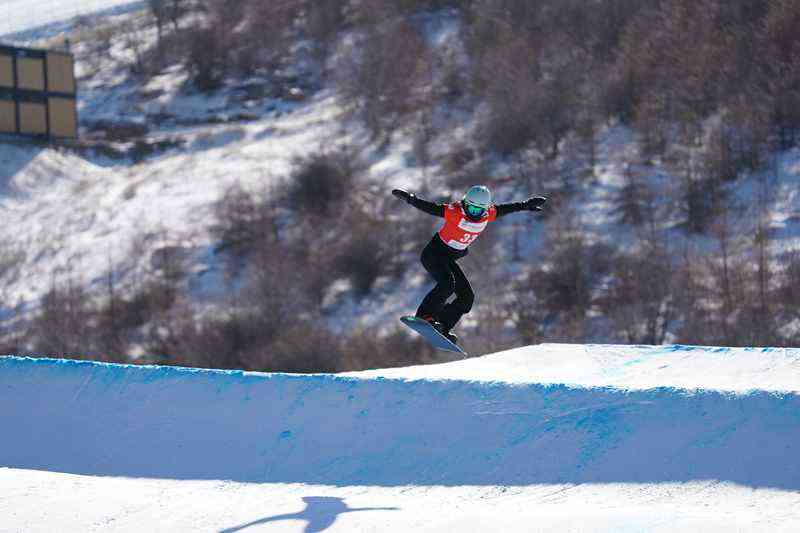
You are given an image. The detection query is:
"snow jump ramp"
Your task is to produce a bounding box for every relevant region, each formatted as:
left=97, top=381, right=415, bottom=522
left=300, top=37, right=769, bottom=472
left=1, top=344, right=799, bottom=490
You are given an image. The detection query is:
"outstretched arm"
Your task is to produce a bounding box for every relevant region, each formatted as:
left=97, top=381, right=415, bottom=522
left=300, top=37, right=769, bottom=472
left=392, top=189, right=446, bottom=218
left=495, top=196, right=547, bottom=218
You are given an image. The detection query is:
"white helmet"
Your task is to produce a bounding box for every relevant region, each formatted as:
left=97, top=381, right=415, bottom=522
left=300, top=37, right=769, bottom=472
left=462, top=185, right=491, bottom=219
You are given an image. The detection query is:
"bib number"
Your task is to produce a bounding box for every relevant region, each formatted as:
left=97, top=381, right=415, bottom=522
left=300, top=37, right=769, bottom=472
left=459, top=233, right=479, bottom=246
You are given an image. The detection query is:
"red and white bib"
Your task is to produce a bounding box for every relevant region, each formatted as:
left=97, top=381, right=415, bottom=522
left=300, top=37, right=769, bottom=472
left=438, top=202, right=497, bottom=250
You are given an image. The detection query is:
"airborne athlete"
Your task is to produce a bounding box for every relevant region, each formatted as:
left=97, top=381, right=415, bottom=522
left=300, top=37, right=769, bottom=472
left=392, top=185, right=547, bottom=347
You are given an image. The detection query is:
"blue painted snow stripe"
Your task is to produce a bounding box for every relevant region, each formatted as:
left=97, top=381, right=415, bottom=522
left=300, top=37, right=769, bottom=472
left=1, top=354, right=798, bottom=489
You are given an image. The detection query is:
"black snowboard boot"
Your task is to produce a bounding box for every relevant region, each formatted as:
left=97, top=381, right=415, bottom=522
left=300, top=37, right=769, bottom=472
left=419, top=315, right=459, bottom=345
left=433, top=321, right=459, bottom=345
left=442, top=330, right=459, bottom=345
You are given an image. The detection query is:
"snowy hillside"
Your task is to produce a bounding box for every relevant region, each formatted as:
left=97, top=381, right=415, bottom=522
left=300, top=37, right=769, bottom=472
left=3, top=85, right=800, bottom=349
left=2, top=345, right=799, bottom=531
left=1, top=2, right=800, bottom=360
left=0, top=0, right=142, bottom=40
left=0, top=90, right=353, bottom=303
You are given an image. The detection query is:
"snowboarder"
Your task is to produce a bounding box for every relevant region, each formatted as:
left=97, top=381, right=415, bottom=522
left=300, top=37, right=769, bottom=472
left=392, top=185, right=547, bottom=345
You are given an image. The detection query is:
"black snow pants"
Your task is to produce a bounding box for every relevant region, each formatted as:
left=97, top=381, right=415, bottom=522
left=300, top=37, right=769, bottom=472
left=415, top=236, right=475, bottom=332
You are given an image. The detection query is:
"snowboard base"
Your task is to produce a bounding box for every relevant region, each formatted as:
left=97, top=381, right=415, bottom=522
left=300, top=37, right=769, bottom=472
left=400, top=316, right=467, bottom=357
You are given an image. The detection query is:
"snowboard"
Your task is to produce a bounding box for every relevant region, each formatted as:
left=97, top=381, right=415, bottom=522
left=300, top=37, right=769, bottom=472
left=400, top=316, right=467, bottom=356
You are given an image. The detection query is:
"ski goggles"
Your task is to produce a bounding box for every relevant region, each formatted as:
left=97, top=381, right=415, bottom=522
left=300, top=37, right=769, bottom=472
left=464, top=201, right=487, bottom=219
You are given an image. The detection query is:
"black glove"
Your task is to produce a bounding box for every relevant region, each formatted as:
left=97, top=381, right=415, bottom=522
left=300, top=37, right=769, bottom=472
left=524, top=196, right=547, bottom=211
left=392, top=188, right=414, bottom=203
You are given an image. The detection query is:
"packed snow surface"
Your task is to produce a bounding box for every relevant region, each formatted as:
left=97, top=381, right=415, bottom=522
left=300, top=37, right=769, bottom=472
left=350, top=343, right=800, bottom=392
left=1, top=343, right=799, bottom=531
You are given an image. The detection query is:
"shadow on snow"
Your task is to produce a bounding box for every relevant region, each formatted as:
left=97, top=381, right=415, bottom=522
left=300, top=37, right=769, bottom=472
left=219, top=497, right=398, bottom=533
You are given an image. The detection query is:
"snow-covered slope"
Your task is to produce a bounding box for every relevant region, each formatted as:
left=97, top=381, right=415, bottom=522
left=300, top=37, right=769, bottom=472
left=351, top=343, right=800, bottom=392
left=0, top=0, right=142, bottom=40
left=1, top=345, right=799, bottom=531
left=2, top=0, right=800, bottom=349
left=0, top=91, right=353, bottom=304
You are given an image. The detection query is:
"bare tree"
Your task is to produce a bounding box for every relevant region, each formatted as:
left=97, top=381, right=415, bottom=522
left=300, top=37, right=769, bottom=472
left=672, top=242, right=711, bottom=344
left=305, top=0, right=347, bottom=59
left=30, top=269, right=95, bottom=358
left=707, top=204, right=748, bottom=344
left=148, top=0, right=168, bottom=55
left=119, top=17, right=150, bottom=75
left=168, top=0, right=189, bottom=30
left=756, top=0, right=800, bottom=150
left=601, top=246, right=674, bottom=345
left=336, top=17, right=431, bottom=139
left=512, top=211, right=615, bottom=343
left=616, top=163, right=655, bottom=226
left=94, top=250, right=128, bottom=358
